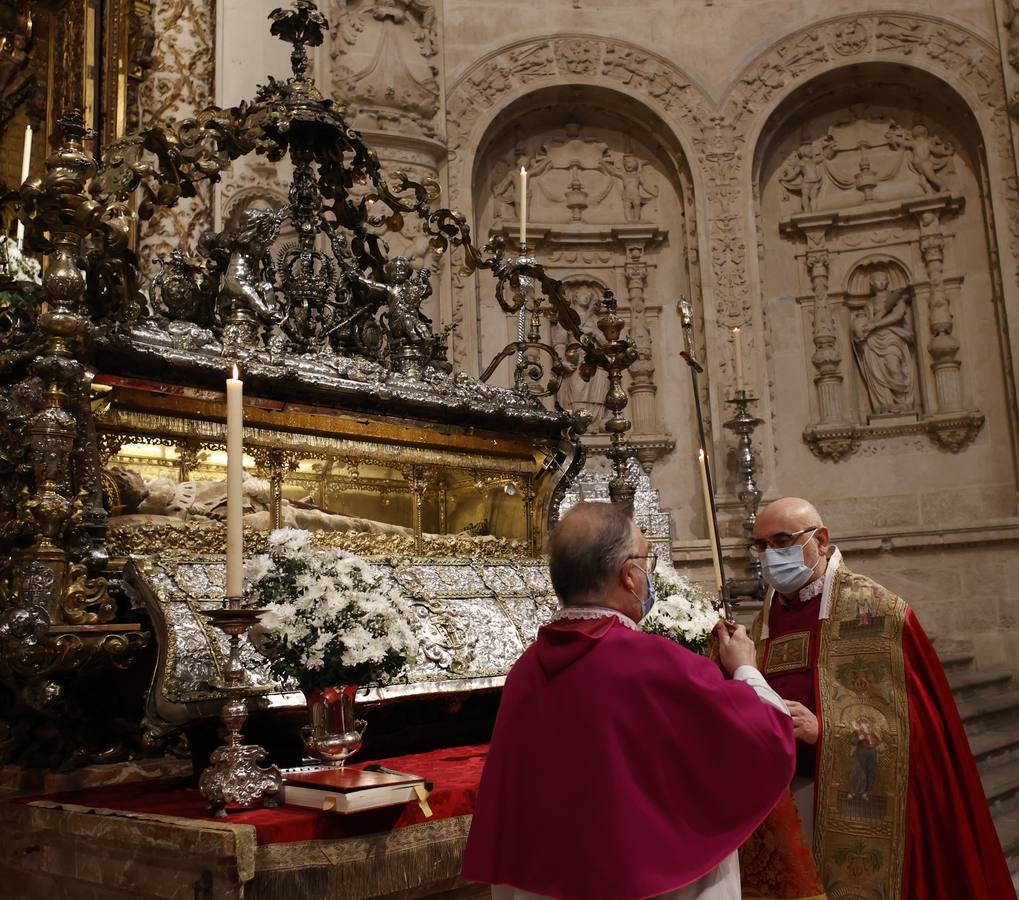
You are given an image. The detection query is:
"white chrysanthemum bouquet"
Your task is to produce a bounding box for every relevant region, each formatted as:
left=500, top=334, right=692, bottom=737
left=244, top=528, right=418, bottom=692
left=641, top=562, right=722, bottom=655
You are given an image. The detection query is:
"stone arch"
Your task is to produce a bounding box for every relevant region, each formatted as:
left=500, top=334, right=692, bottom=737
left=444, top=34, right=714, bottom=370
left=679, top=13, right=1019, bottom=492
left=707, top=12, right=1016, bottom=355
left=742, top=29, right=1017, bottom=514
left=845, top=255, right=914, bottom=297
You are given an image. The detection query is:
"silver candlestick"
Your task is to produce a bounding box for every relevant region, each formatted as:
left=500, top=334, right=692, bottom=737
left=723, top=390, right=765, bottom=599
left=511, top=242, right=539, bottom=393
left=198, top=597, right=282, bottom=817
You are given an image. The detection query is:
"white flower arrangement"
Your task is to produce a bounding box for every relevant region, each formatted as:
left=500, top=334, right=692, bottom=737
left=0, top=237, right=42, bottom=286
left=244, top=528, right=418, bottom=692
left=641, top=562, right=722, bottom=655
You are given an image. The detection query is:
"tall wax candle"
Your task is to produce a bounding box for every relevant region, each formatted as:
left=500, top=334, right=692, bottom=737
left=733, top=327, right=744, bottom=391
left=698, top=449, right=724, bottom=594
left=519, top=166, right=527, bottom=248
left=226, top=366, right=244, bottom=599
left=15, top=124, right=31, bottom=248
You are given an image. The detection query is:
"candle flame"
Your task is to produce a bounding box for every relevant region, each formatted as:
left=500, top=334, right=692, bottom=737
left=520, top=165, right=527, bottom=175
left=732, top=326, right=740, bottom=336
left=232, top=364, right=239, bottom=380
left=698, top=449, right=705, bottom=460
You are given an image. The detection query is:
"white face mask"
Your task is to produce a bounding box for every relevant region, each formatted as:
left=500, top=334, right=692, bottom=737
left=761, top=542, right=822, bottom=595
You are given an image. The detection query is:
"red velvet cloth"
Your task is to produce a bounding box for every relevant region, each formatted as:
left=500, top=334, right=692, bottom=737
left=762, top=594, right=824, bottom=779
left=17, top=744, right=488, bottom=845
left=899, top=609, right=1013, bottom=899
left=462, top=617, right=796, bottom=900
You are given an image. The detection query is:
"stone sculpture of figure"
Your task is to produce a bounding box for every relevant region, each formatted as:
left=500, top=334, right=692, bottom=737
left=348, top=256, right=434, bottom=354
left=560, top=284, right=608, bottom=428
left=885, top=122, right=955, bottom=194
left=218, top=207, right=283, bottom=327
left=852, top=269, right=916, bottom=415
left=602, top=153, right=659, bottom=222
left=778, top=134, right=836, bottom=212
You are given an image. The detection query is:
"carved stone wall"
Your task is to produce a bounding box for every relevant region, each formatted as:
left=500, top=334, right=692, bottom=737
left=761, top=90, right=989, bottom=465
left=136, top=0, right=216, bottom=276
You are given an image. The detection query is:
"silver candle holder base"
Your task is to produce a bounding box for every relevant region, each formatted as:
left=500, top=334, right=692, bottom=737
left=198, top=601, right=282, bottom=817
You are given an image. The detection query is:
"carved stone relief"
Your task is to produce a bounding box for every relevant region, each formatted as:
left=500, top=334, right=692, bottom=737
left=329, top=0, right=439, bottom=139
left=764, top=95, right=986, bottom=460
left=488, top=123, right=660, bottom=228
left=444, top=37, right=711, bottom=373
left=441, top=14, right=1015, bottom=514
left=472, top=101, right=680, bottom=472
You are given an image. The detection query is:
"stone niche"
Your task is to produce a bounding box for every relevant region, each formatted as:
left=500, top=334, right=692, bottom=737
left=755, top=65, right=1016, bottom=523
left=470, top=85, right=695, bottom=475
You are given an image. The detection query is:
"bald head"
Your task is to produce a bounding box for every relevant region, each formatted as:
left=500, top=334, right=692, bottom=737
left=755, top=497, right=823, bottom=538
left=549, top=501, right=641, bottom=606
left=754, top=497, right=831, bottom=593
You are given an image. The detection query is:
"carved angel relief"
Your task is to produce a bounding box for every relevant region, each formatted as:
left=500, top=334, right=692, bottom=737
left=489, top=124, right=660, bottom=226
left=777, top=115, right=957, bottom=211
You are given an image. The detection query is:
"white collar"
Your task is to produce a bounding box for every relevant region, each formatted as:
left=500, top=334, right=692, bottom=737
left=551, top=604, right=641, bottom=632
left=760, top=546, right=842, bottom=640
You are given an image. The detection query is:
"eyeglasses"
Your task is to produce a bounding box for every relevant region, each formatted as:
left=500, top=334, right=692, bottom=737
left=627, top=550, right=658, bottom=572
left=750, top=526, right=818, bottom=554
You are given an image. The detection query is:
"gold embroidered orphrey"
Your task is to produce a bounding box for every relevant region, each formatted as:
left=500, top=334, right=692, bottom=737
left=814, top=564, right=909, bottom=900
left=764, top=630, right=811, bottom=675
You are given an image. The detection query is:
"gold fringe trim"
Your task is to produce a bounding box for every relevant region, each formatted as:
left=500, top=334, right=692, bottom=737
left=254, top=815, right=473, bottom=900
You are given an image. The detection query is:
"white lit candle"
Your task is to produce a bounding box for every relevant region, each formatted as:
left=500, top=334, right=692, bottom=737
left=732, top=326, right=744, bottom=391
left=519, top=166, right=527, bottom=248
left=226, top=365, right=244, bottom=600
left=698, top=449, right=723, bottom=594
left=15, top=124, right=31, bottom=248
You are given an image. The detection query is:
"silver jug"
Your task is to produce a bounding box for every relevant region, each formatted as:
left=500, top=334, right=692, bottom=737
left=300, top=685, right=367, bottom=767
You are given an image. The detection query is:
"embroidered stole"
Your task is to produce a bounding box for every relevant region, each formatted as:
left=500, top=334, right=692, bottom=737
left=813, top=564, right=909, bottom=900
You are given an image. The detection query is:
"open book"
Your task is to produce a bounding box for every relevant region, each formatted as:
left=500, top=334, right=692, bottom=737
left=281, top=764, right=429, bottom=814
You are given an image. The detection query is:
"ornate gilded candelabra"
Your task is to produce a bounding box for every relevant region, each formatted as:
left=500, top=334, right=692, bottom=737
left=198, top=597, right=282, bottom=817
left=723, top=390, right=765, bottom=595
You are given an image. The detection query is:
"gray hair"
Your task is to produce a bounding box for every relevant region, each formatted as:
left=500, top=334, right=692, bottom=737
left=548, top=501, right=640, bottom=605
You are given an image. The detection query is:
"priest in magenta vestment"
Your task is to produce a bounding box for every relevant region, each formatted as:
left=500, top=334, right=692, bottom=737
left=463, top=501, right=796, bottom=900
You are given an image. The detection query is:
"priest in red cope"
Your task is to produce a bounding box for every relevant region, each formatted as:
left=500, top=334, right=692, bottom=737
left=750, top=497, right=1012, bottom=900
left=462, top=501, right=796, bottom=900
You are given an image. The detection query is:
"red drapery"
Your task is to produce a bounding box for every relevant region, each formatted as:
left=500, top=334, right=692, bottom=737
left=17, top=744, right=489, bottom=846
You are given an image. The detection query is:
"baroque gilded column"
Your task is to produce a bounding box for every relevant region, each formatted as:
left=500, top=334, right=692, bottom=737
left=135, top=0, right=216, bottom=276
